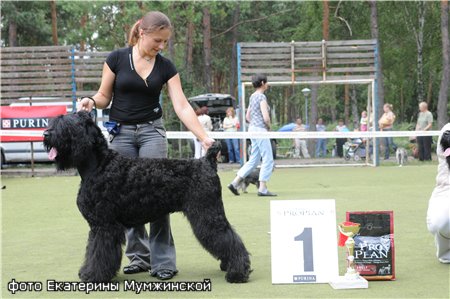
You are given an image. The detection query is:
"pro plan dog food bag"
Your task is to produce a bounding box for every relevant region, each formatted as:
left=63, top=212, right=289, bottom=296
left=346, top=211, right=395, bottom=281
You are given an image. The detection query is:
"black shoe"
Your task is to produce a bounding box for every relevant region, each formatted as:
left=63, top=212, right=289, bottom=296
left=228, top=184, right=240, bottom=196
left=123, top=265, right=147, bottom=274
left=258, top=191, right=277, bottom=197
left=152, top=269, right=177, bottom=280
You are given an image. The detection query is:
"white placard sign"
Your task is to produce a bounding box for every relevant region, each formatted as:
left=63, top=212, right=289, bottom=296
left=270, top=199, right=339, bottom=284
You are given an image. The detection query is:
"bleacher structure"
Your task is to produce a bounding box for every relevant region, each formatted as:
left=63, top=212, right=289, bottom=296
left=236, top=39, right=380, bottom=165
left=1, top=46, right=108, bottom=109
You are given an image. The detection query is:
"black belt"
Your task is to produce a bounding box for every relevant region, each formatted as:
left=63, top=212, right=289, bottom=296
left=113, top=118, right=161, bottom=126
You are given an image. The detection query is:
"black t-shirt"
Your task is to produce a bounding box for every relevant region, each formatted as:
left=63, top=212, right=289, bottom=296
left=105, top=47, right=178, bottom=124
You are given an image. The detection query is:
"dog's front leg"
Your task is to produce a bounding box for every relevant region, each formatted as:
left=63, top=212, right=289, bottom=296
left=79, top=224, right=125, bottom=282
left=78, top=229, right=95, bottom=280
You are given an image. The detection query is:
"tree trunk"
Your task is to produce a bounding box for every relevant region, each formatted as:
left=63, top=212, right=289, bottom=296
left=168, top=35, right=176, bottom=62
left=119, top=1, right=129, bottom=46
left=288, top=86, right=296, bottom=122
left=283, top=88, right=289, bottom=124
left=308, top=85, right=318, bottom=155
left=426, top=71, right=433, bottom=106
left=50, top=0, right=58, bottom=45
left=77, top=13, right=88, bottom=93
left=202, top=7, right=212, bottom=91
left=323, top=0, right=329, bottom=40
left=230, top=4, right=240, bottom=97
left=214, top=72, right=224, bottom=93
left=185, top=19, right=195, bottom=82
left=438, top=0, right=450, bottom=129
left=404, top=1, right=427, bottom=103
left=331, top=87, right=337, bottom=123
left=8, top=19, right=17, bottom=47
left=344, top=83, right=350, bottom=125
left=167, top=3, right=176, bottom=61
left=400, top=85, right=404, bottom=122
left=416, top=1, right=426, bottom=103
left=369, top=0, right=385, bottom=116
left=351, top=85, right=359, bottom=129
left=80, top=14, right=87, bottom=51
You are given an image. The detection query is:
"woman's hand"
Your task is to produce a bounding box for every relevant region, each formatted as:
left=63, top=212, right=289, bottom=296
left=201, top=137, right=216, bottom=151
left=77, top=97, right=95, bottom=112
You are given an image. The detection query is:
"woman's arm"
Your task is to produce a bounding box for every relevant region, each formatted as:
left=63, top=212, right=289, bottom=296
left=167, top=74, right=215, bottom=148
left=77, top=63, right=115, bottom=111
left=260, top=100, right=271, bottom=130
left=424, top=121, right=433, bottom=131
left=246, top=107, right=251, bottom=123
left=223, top=118, right=232, bottom=129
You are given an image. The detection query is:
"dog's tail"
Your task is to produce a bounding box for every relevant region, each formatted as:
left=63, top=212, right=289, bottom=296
left=204, top=141, right=222, bottom=165
left=441, top=130, right=450, bottom=170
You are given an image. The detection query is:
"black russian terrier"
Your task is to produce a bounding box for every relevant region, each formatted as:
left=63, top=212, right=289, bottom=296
left=43, top=111, right=251, bottom=283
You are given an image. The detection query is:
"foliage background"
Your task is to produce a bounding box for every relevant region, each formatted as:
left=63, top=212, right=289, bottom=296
left=1, top=1, right=449, bottom=129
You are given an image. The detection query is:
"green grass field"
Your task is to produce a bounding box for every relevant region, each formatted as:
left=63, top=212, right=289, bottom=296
left=1, top=165, right=449, bottom=299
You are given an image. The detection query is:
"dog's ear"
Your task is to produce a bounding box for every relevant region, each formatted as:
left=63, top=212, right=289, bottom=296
left=441, top=130, right=450, bottom=170
left=76, top=111, right=108, bottom=150
left=77, top=111, right=95, bottom=124
left=441, top=130, right=450, bottom=147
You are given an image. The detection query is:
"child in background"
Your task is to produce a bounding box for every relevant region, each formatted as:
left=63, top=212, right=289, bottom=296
left=360, top=111, right=368, bottom=132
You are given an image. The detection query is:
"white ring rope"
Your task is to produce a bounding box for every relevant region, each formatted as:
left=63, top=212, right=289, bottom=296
left=0, top=129, right=441, bottom=139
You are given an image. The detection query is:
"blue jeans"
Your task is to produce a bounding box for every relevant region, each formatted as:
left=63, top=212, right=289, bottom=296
left=382, top=128, right=397, bottom=159
left=109, top=118, right=177, bottom=274
left=315, top=138, right=327, bottom=157
left=225, top=138, right=240, bottom=163
left=237, top=126, right=274, bottom=182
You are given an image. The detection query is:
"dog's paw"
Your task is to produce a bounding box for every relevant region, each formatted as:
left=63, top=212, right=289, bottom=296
left=225, top=271, right=249, bottom=283
left=219, top=260, right=228, bottom=272
left=78, top=270, right=93, bottom=282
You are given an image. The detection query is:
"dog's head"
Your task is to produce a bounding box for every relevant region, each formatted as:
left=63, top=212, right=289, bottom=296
left=441, top=130, right=450, bottom=170
left=43, top=111, right=108, bottom=170
left=204, top=141, right=222, bottom=163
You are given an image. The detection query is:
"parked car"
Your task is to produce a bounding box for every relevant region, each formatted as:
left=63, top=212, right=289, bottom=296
left=188, top=93, right=237, bottom=129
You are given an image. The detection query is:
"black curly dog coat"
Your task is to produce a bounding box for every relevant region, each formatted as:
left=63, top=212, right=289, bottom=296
left=442, top=129, right=450, bottom=169
left=43, top=111, right=251, bottom=283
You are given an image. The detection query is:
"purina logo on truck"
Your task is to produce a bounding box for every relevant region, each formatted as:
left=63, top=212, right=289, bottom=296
left=0, top=105, right=66, bottom=142
left=2, top=118, right=50, bottom=129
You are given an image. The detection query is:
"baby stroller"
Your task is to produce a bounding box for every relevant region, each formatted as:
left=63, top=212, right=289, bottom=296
left=343, top=137, right=365, bottom=161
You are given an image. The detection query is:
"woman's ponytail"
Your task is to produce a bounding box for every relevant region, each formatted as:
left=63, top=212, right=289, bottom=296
left=128, top=19, right=141, bottom=46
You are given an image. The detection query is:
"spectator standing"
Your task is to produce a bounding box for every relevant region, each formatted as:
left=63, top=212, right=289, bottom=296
left=227, top=74, right=276, bottom=197
left=315, top=118, right=327, bottom=157
left=223, top=107, right=241, bottom=163
left=416, top=102, right=434, bottom=161
left=335, top=119, right=348, bottom=158
left=378, top=103, right=398, bottom=160
left=293, top=118, right=310, bottom=158
left=194, top=106, right=212, bottom=158
left=360, top=111, right=368, bottom=132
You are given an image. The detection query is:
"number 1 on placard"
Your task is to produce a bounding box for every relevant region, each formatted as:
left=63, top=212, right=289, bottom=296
left=294, top=227, right=314, bottom=272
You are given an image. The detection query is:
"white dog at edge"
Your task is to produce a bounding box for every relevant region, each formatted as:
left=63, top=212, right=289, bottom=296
left=427, top=123, right=450, bottom=263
